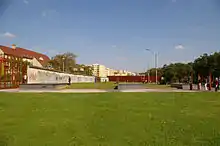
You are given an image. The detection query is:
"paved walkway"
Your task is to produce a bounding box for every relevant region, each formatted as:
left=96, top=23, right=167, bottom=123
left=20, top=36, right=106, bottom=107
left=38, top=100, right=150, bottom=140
left=0, top=89, right=107, bottom=93
left=0, top=88, right=199, bottom=93
left=120, top=89, right=197, bottom=92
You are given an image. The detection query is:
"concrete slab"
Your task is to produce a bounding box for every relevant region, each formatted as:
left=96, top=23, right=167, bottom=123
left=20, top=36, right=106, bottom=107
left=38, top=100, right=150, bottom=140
left=61, top=89, right=107, bottom=93
left=120, top=89, right=197, bottom=92
left=0, top=89, right=19, bottom=92
left=17, top=89, right=108, bottom=93
left=118, top=83, right=145, bottom=90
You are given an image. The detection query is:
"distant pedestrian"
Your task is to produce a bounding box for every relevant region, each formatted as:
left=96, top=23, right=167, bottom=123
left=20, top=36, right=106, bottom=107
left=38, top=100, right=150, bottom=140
left=23, top=74, right=27, bottom=84
left=204, top=79, right=208, bottom=91
left=218, top=77, right=220, bottom=90
left=114, top=81, right=119, bottom=90
left=145, top=80, right=147, bottom=84
left=199, top=80, right=202, bottom=90
left=215, top=78, right=219, bottom=92
left=198, top=79, right=201, bottom=90
left=190, top=81, right=193, bottom=90
left=68, top=76, right=71, bottom=85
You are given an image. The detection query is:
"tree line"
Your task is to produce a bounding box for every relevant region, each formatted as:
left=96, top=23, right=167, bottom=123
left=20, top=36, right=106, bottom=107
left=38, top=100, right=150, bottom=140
left=144, top=52, right=220, bottom=84
left=47, top=51, right=220, bottom=81
left=47, top=52, right=93, bottom=76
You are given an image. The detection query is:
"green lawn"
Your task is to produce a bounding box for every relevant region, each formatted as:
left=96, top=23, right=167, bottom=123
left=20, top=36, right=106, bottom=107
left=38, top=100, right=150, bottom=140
left=66, top=82, right=115, bottom=89
left=66, top=82, right=171, bottom=90
left=1, top=92, right=220, bottom=145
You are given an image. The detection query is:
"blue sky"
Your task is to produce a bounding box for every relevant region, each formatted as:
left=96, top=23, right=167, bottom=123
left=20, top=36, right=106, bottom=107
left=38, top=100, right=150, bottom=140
left=0, top=0, right=220, bottom=72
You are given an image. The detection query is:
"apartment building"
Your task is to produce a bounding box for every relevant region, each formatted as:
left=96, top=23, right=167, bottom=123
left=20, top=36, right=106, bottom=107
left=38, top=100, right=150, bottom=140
left=106, top=68, right=117, bottom=76
left=92, top=64, right=136, bottom=77
left=113, top=70, right=134, bottom=76
left=92, top=64, right=107, bottom=77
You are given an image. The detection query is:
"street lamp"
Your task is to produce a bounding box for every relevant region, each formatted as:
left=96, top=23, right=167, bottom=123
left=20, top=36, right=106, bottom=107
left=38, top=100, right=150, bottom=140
left=62, top=57, right=65, bottom=72
left=145, top=49, right=158, bottom=84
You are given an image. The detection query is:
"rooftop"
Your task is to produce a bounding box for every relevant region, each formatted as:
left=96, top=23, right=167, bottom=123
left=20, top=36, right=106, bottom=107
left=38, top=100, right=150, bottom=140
left=0, top=45, right=50, bottom=66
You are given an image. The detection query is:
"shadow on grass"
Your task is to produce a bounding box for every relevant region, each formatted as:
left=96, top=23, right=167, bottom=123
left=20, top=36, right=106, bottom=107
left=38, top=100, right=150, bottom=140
left=202, top=136, right=220, bottom=145
left=0, top=133, right=9, bottom=146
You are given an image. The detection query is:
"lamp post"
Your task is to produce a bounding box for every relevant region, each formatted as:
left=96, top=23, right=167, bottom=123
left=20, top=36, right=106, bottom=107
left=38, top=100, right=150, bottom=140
left=62, top=57, right=65, bottom=72
left=146, top=49, right=158, bottom=84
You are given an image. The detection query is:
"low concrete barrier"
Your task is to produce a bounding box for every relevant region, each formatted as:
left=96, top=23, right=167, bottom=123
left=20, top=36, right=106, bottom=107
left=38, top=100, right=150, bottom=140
left=112, top=83, right=145, bottom=90
left=170, top=83, right=183, bottom=89
left=19, top=83, right=68, bottom=90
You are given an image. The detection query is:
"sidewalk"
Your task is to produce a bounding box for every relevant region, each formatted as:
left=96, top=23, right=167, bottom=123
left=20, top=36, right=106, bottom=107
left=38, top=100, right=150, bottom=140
left=0, top=88, right=199, bottom=93
left=120, top=89, right=197, bottom=92
left=19, top=89, right=108, bottom=93
left=0, top=89, right=19, bottom=92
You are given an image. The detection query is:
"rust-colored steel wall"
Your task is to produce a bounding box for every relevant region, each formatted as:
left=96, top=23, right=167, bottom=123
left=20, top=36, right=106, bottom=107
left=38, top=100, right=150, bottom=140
left=108, top=76, right=161, bottom=82
left=0, top=54, right=27, bottom=89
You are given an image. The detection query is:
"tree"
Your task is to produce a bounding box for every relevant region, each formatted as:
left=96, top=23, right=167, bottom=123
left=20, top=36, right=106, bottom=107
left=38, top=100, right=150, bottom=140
left=193, top=53, right=209, bottom=78
left=157, top=62, right=193, bottom=83
left=72, top=64, right=93, bottom=76
left=48, top=52, right=77, bottom=73
left=146, top=68, right=163, bottom=77
left=174, top=63, right=192, bottom=83
left=83, top=65, right=93, bottom=76
left=162, top=64, right=177, bottom=83
left=159, top=52, right=220, bottom=84
left=193, top=52, right=220, bottom=81
left=48, top=52, right=93, bottom=76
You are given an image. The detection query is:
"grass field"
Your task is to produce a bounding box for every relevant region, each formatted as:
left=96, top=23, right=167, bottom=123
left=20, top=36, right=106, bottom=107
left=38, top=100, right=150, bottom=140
left=66, top=82, right=171, bottom=90
left=1, top=92, right=220, bottom=145
left=66, top=82, right=115, bottom=89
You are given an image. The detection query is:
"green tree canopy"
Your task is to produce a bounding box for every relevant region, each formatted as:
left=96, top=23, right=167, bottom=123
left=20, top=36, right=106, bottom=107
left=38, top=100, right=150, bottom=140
left=48, top=52, right=93, bottom=76
left=157, top=52, right=220, bottom=83
left=48, top=52, right=77, bottom=73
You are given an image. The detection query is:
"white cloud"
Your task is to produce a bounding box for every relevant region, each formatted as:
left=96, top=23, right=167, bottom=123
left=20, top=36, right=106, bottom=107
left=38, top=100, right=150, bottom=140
left=175, top=45, right=185, bottom=50
left=1, top=32, right=16, bottom=38
left=23, top=0, right=29, bottom=4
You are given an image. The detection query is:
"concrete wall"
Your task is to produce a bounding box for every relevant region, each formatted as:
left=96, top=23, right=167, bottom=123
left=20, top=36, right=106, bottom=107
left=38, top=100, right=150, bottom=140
left=27, top=67, right=95, bottom=84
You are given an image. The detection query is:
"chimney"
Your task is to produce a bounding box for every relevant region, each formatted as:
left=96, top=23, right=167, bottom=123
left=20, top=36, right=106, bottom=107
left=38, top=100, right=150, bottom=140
left=11, top=44, right=16, bottom=49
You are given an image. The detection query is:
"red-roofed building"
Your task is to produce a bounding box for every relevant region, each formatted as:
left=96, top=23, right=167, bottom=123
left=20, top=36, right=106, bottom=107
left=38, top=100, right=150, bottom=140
left=0, top=44, right=50, bottom=67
